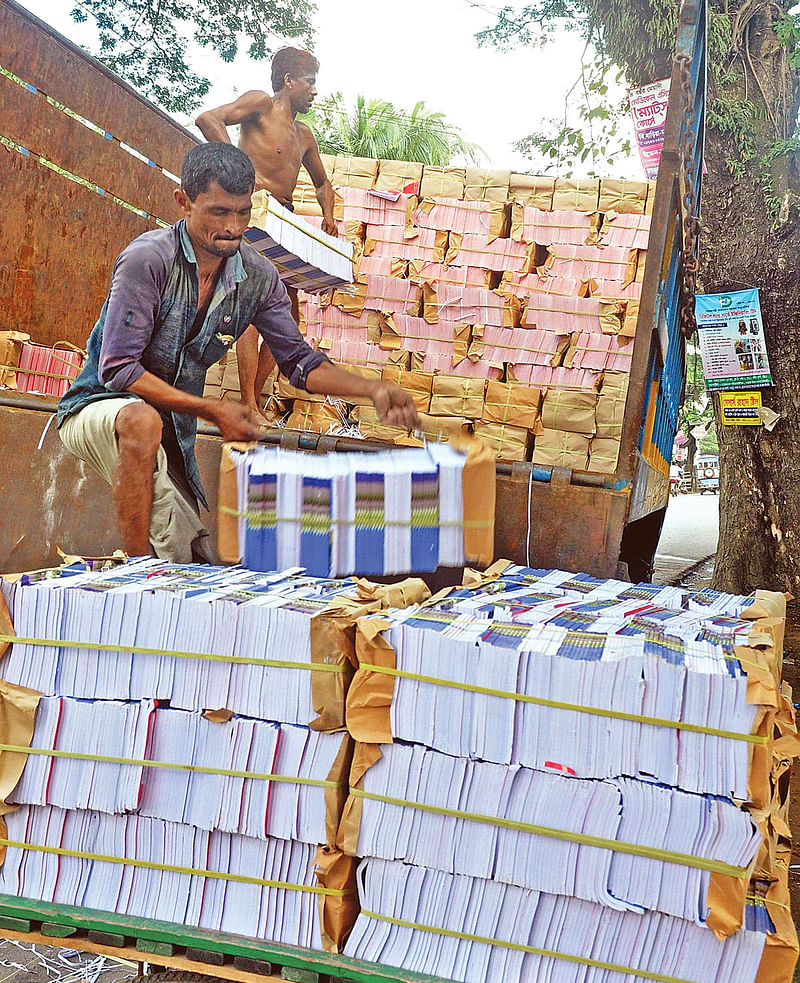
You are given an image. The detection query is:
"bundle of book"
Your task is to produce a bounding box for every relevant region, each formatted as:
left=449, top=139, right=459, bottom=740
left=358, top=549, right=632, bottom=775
left=0, top=557, right=797, bottom=983
left=205, top=157, right=651, bottom=472
left=0, top=332, right=85, bottom=398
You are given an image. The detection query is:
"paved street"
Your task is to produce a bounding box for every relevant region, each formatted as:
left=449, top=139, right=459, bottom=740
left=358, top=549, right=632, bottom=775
left=653, top=492, right=720, bottom=585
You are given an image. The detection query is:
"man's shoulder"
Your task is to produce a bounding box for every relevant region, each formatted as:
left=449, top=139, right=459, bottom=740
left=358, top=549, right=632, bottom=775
left=118, top=224, right=180, bottom=270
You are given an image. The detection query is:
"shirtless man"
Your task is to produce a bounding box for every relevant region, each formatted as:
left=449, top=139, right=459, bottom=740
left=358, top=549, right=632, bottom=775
left=196, top=48, right=336, bottom=418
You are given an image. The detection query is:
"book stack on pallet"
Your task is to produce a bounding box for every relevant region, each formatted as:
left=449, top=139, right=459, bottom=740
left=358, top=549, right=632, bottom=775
left=0, top=558, right=796, bottom=983
left=255, top=158, right=653, bottom=471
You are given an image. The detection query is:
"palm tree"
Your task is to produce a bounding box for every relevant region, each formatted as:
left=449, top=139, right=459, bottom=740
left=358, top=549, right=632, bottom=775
left=302, top=93, right=482, bottom=165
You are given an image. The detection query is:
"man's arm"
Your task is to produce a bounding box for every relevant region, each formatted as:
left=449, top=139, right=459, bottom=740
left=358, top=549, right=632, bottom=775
left=300, top=127, right=337, bottom=237
left=195, top=90, right=273, bottom=144
left=305, top=361, right=419, bottom=429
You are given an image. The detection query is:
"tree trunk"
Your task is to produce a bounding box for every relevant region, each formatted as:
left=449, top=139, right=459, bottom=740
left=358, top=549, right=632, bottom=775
left=701, top=5, right=800, bottom=594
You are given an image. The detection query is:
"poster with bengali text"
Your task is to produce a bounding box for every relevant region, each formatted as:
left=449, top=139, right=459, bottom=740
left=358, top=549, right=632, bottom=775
left=695, top=288, right=772, bottom=391
left=628, top=79, right=670, bottom=180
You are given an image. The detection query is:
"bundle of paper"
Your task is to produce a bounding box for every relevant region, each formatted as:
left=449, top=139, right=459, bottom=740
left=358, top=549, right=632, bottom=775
left=479, top=325, right=569, bottom=366
left=414, top=413, right=472, bottom=442
left=551, top=177, right=601, bottom=212
left=286, top=398, right=347, bottom=434
left=0, top=330, right=31, bottom=388
left=408, top=261, right=492, bottom=289
left=355, top=254, right=407, bottom=278
left=423, top=282, right=517, bottom=328
left=445, top=232, right=531, bottom=272
left=588, top=435, right=621, bottom=471
left=498, top=271, right=588, bottom=301
left=419, top=165, right=466, bottom=199
left=522, top=293, right=626, bottom=334
left=508, top=173, right=555, bottom=209
left=540, top=390, right=598, bottom=434
left=380, top=366, right=434, bottom=413
left=15, top=342, right=85, bottom=398
left=246, top=192, right=355, bottom=293
left=600, top=211, right=652, bottom=249
left=564, top=331, right=634, bottom=373
left=532, top=428, right=591, bottom=468
left=317, top=338, right=406, bottom=374
left=363, top=225, right=447, bottom=264
left=344, top=858, right=768, bottom=983
left=305, top=307, right=377, bottom=346
left=361, top=274, right=423, bottom=316
left=595, top=383, right=628, bottom=440
left=3, top=560, right=363, bottom=724
left=429, top=375, right=486, bottom=418
left=0, top=804, right=324, bottom=947
left=332, top=155, right=378, bottom=189
left=471, top=421, right=532, bottom=462
left=413, top=197, right=506, bottom=239
left=375, top=314, right=470, bottom=364
left=351, top=405, right=414, bottom=444
left=237, top=443, right=473, bottom=576
left=10, top=697, right=346, bottom=844
left=481, top=380, right=541, bottom=428
left=374, top=159, right=423, bottom=194
left=464, top=167, right=511, bottom=203
left=341, top=188, right=415, bottom=227
left=511, top=205, right=598, bottom=246
left=509, top=364, right=601, bottom=391
left=416, top=351, right=502, bottom=380
left=545, top=242, right=638, bottom=285
left=598, top=177, right=650, bottom=214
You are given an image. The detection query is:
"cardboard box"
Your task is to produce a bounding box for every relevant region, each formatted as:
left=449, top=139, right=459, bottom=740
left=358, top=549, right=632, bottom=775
left=588, top=436, right=621, bottom=472
left=419, top=165, right=466, bottom=200
left=509, top=173, right=556, bottom=210
left=429, top=375, right=486, bottom=418
left=332, top=155, right=378, bottom=189
left=374, top=159, right=424, bottom=194
left=464, top=167, right=511, bottom=203
left=473, top=421, right=532, bottom=462
left=551, top=178, right=601, bottom=212
left=540, top=389, right=598, bottom=435
left=532, top=429, right=590, bottom=469
left=481, top=381, right=541, bottom=428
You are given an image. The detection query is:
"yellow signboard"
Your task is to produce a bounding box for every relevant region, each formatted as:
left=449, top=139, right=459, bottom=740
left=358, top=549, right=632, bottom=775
left=719, top=390, right=762, bottom=426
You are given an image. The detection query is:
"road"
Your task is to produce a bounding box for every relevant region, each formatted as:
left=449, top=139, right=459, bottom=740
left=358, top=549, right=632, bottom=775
left=653, top=492, right=719, bottom=585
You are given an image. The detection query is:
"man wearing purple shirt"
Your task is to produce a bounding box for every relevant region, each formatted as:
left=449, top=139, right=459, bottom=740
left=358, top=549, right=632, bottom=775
left=58, top=143, right=417, bottom=563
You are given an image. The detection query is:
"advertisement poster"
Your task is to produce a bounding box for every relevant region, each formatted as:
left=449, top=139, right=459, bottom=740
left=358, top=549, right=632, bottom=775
left=628, top=78, right=670, bottom=179
left=719, top=390, right=763, bottom=426
left=695, top=289, right=772, bottom=391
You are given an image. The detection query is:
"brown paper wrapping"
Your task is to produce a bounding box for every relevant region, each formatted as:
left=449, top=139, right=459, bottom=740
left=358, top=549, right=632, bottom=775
left=532, top=429, right=590, bottom=469
left=276, top=372, right=326, bottom=404
left=598, top=178, right=649, bottom=214
left=408, top=259, right=493, bottom=289
left=346, top=617, right=396, bottom=744
left=464, top=167, right=511, bottom=203
left=450, top=435, right=497, bottom=568
left=415, top=413, right=471, bottom=441
left=355, top=577, right=432, bottom=609
left=314, top=844, right=359, bottom=953
left=541, top=390, right=598, bottom=435
left=0, top=331, right=31, bottom=388
left=634, top=248, right=647, bottom=284
left=473, top=422, right=532, bottom=462
left=601, top=369, right=630, bottom=395
left=375, top=159, right=423, bottom=193
left=595, top=390, right=627, bottom=440
left=621, top=297, right=640, bottom=339
left=509, top=174, right=555, bottom=210
left=588, top=436, right=620, bottom=472
left=309, top=609, right=361, bottom=732
left=332, top=274, right=368, bottom=317
left=0, top=591, right=14, bottom=661
left=287, top=399, right=345, bottom=433
left=217, top=442, right=258, bottom=564
left=481, top=381, right=541, bottom=428
left=419, top=165, right=466, bottom=200
left=430, top=375, right=486, bottom=418
left=332, top=155, right=378, bottom=189
left=754, top=862, right=799, bottom=983
left=337, top=741, right=382, bottom=857
left=380, top=366, right=433, bottom=413
left=352, top=404, right=412, bottom=443
left=0, top=678, right=42, bottom=815
left=552, top=178, right=601, bottom=212
left=292, top=184, right=323, bottom=217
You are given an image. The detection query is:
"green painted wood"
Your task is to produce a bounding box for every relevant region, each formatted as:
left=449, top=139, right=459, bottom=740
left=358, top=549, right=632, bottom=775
left=88, top=929, right=128, bottom=948
left=136, top=938, right=175, bottom=957
left=41, top=921, right=78, bottom=938
left=187, top=947, right=227, bottom=967
left=280, top=968, right=318, bottom=983
left=233, top=955, right=274, bottom=976
left=0, top=894, right=452, bottom=983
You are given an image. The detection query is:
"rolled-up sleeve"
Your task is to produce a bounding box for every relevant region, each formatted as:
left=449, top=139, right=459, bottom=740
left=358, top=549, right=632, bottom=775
left=251, top=267, right=330, bottom=390
left=97, top=240, right=165, bottom=392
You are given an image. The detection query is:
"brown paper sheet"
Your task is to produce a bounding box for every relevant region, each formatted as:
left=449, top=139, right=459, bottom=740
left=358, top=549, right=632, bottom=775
left=541, top=390, right=598, bottom=435
left=0, top=592, right=14, bottom=661
left=464, top=167, right=511, bottom=203
left=332, top=155, right=378, bottom=190
left=355, top=578, right=431, bottom=609
left=0, top=678, right=42, bottom=816
left=450, top=435, right=497, bottom=568
left=430, top=376, right=486, bottom=419
left=337, top=742, right=382, bottom=857
left=481, top=381, right=541, bottom=428
left=414, top=413, right=471, bottom=441
left=473, top=422, right=532, bottom=463
left=217, top=442, right=256, bottom=564
left=0, top=331, right=31, bottom=388
left=314, top=845, right=359, bottom=953
left=598, top=177, right=649, bottom=215
left=419, top=165, right=466, bottom=200
left=346, top=617, right=396, bottom=745
left=552, top=178, right=600, bottom=213
left=532, top=429, right=591, bottom=469
left=508, top=174, right=555, bottom=210
left=374, top=159, right=423, bottom=193
left=587, top=436, right=620, bottom=473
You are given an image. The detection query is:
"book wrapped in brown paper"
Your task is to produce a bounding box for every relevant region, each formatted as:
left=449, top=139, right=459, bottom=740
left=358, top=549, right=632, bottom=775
left=287, top=398, right=346, bottom=433
left=541, top=389, right=598, bottom=434
left=532, top=428, right=590, bottom=468
left=552, top=177, right=601, bottom=212
left=481, top=380, right=541, bottom=428
left=351, top=404, right=412, bottom=443
left=464, top=167, right=511, bottom=203
left=429, top=375, right=486, bottom=418
left=380, top=365, right=434, bottom=413
left=473, top=421, right=532, bottom=462
left=509, top=173, right=555, bottom=209
left=601, top=368, right=630, bottom=394
left=595, top=388, right=627, bottom=439
left=419, top=165, right=466, bottom=200
left=415, top=413, right=472, bottom=441
left=0, top=331, right=30, bottom=388
left=374, top=158, right=424, bottom=194
left=332, top=154, right=378, bottom=189
left=588, top=436, right=621, bottom=472
left=598, top=178, right=649, bottom=214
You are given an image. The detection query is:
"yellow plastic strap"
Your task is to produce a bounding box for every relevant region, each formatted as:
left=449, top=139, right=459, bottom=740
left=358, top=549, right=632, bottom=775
left=0, top=635, right=345, bottom=673
left=218, top=505, right=493, bottom=530
left=0, top=839, right=350, bottom=895
left=356, top=662, right=767, bottom=744
left=0, top=744, right=342, bottom=789
left=349, top=789, right=747, bottom=877
left=359, top=909, right=697, bottom=983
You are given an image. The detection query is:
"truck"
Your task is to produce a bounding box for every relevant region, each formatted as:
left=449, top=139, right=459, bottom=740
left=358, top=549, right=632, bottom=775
left=0, top=1, right=715, bottom=981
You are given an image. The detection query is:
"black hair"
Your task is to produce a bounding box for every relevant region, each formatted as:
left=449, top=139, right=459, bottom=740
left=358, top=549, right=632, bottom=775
left=271, top=47, right=319, bottom=92
left=181, top=143, right=255, bottom=200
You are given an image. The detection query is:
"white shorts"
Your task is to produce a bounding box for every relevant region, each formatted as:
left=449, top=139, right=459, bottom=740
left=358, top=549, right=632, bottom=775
left=59, top=397, right=212, bottom=563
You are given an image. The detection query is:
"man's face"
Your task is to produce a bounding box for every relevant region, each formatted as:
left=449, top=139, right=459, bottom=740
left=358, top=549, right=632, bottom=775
left=288, top=72, right=317, bottom=114
left=174, top=181, right=253, bottom=260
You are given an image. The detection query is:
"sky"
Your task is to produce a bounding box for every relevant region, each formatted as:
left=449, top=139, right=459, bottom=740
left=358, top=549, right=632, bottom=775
left=16, top=0, right=643, bottom=176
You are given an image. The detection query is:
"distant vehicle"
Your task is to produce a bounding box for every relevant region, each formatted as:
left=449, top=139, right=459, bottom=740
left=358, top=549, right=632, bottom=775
left=695, top=455, right=719, bottom=494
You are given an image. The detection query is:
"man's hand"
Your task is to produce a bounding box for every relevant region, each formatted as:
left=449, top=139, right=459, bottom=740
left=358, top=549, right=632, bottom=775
left=210, top=399, right=266, bottom=441
left=372, top=382, right=420, bottom=429
left=321, top=216, right=338, bottom=237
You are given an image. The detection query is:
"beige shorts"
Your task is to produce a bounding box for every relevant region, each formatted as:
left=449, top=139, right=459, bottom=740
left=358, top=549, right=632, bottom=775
left=59, top=397, right=212, bottom=563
